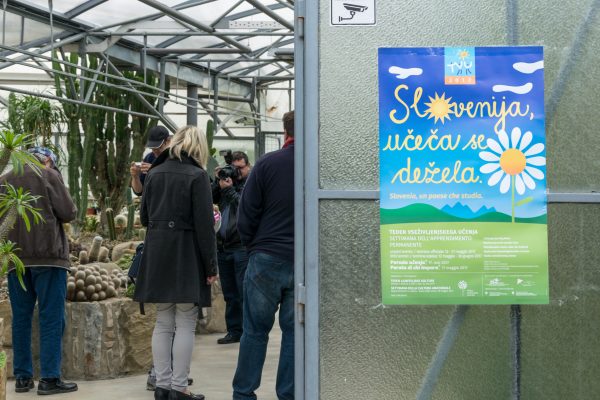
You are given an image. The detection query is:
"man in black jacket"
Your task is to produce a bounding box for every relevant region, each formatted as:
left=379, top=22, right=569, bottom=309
left=233, top=111, right=295, bottom=400
left=212, top=152, right=250, bottom=344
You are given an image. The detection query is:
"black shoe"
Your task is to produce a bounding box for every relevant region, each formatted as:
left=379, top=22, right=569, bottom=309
left=155, top=387, right=170, bottom=400
left=169, top=389, right=205, bottom=400
left=217, top=333, right=241, bottom=344
left=15, top=378, right=34, bottom=393
left=37, top=378, right=78, bottom=395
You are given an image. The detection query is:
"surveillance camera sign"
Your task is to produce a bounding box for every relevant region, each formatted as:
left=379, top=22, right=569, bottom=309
left=331, top=0, right=375, bottom=26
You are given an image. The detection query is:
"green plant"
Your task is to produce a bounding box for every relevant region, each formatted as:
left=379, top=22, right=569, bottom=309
left=117, top=253, right=134, bottom=270
left=53, top=54, right=167, bottom=220
left=0, top=350, right=6, bottom=369
left=125, top=283, right=135, bottom=298
left=0, top=130, right=47, bottom=289
left=1, top=93, right=65, bottom=148
left=83, top=215, right=99, bottom=232
left=105, top=208, right=116, bottom=240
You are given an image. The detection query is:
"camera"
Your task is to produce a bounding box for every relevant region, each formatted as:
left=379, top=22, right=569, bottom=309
left=343, top=3, right=368, bottom=12
left=217, top=164, right=240, bottom=181
left=339, top=2, right=368, bottom=22
left=219, top=149, right=233, bottom=165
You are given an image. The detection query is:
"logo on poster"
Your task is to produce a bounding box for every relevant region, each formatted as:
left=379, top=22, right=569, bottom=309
left=444, top=47, right=476, bottom=85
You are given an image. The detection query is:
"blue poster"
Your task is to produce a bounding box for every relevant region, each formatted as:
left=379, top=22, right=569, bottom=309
left=378, top=47, right=548, bottom=305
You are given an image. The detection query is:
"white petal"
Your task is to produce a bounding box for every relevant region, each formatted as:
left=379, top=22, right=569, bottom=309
left=525, top=166, right=545, bottom=180
left=488, top=170, right=504, bottom=186
left=521, top=170, right=536, bottom=189
left=519, top=131, right=533, bottom=150
left=480, top=151, right=500, bottom=162
left=480, top=163, right=501, bottom=173
left=499, top=174, right=511, bottom=193
left=515, top=175, right=525, bottom=195
left=486, top=139, right=504, bottom=155
left=511, top=127, right=522, bottom=148
left=527, top=156, right=546, bottom=166
left=497, top=130, right=510, bottom=149
left=524, top=143, right=544, bottom=156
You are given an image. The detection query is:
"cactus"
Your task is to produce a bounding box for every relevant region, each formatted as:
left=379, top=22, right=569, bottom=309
left=115, top=214, right=127, bottom=228
left=89, top=236, right=103, bottom=262
left=52, top=53, right=167, bottom=220
left=126, top=204, right=135, bottom=239
left=66, top=264, right=127, bottom=302
left=137, top=227, right=146, bottom=241
left=106, top=208, right=116, bottom=240
left=79, top=250, right=89, bottom=265
left=98, top=246, right=110, bottom=263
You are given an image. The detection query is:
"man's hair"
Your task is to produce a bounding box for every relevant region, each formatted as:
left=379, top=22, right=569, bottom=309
left=232, top=151, right=249, bottom=166
left=169, top=125, right=209, bottom=169
left=283, top=110, right=294, bottom=137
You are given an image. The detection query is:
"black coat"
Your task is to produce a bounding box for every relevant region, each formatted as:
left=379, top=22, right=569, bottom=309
left=133, top=151, right=218, bottom=306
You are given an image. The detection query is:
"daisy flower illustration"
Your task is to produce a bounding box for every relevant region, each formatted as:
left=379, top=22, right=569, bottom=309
left=479, top=127, right=546, bottom=222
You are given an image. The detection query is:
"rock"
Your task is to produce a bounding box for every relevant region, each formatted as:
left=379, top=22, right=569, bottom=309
left=198, top=279, right=226, bottom=334
left=111, top=241, right=142, bottom=263
left=0, top=298, right=155, bottom=380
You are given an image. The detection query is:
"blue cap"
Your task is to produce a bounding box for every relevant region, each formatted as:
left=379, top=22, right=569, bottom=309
left=28, top=147, right=58, bottom=166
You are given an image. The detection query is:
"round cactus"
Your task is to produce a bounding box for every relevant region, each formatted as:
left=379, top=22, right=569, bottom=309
left=66, top=263, right=127, bottom=302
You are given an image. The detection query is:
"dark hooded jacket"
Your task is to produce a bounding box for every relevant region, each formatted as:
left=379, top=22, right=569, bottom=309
left=133, top=150, right=218, bottom=306
left=2, top=165, right=76, bottom=270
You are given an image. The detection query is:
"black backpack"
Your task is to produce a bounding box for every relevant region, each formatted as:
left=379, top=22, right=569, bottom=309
left=127, top=243, right=144, bottom=284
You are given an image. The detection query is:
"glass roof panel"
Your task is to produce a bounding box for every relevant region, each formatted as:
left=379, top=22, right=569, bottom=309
left=23, top=18, right=64, bottom=43
left=1, top=12, right=27, bottom=46
left=75, top=0, right=167, bottom=27
left=24, top=0, right=90, bottom=14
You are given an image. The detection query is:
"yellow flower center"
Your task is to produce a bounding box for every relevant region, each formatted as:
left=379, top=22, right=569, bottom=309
left=500, top=149, right=526, bottom=175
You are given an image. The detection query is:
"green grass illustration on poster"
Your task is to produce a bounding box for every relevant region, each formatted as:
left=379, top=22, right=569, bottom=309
left=378, top=47, right=548, bottom=305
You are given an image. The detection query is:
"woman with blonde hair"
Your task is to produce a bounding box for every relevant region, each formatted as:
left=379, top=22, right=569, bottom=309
left=134, top=125, right=218, bottom=400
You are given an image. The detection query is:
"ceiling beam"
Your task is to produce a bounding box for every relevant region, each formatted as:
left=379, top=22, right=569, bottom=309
left=64, top=0, right=108, bottom=19
left=137, top=0, right=251, bottom=52
left=243, top=0, right=294, bottom=30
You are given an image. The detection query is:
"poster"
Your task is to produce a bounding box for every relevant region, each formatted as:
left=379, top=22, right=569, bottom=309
left=379, top=47, right=548, bottom=305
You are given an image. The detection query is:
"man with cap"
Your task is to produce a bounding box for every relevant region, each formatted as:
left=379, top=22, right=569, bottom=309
left=130, top=125, right=171, bottom=195
left=2, top=147, right=78, bottom=395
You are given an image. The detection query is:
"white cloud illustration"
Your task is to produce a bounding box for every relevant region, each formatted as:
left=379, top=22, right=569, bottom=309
left=388, top=66, right=423, bottom=79
left=492, top=83, right=533, bottom=94
left=513, top=60, right=544, bottom=74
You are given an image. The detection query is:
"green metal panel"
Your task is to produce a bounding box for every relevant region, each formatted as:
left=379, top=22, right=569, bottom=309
left=317, top=0, right=600, bottom=398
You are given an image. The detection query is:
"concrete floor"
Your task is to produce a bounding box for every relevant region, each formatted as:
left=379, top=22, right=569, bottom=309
left=7, top=330, right=281, bottom=400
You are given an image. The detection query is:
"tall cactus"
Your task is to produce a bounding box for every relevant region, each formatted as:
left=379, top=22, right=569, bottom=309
left=52, top=54, right=168, bottom=220
left=105, top=208, right=116, bottom=240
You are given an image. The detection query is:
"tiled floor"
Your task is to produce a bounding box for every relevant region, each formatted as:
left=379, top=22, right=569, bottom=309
left=6, top=330, right=281, bottom=400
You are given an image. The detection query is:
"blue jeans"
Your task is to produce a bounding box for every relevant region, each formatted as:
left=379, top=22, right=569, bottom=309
left=232, top=252, right=294, bottom=400
left=8, top=267, right=67, bottom=379
left=218, top=248, right=249, bottom=337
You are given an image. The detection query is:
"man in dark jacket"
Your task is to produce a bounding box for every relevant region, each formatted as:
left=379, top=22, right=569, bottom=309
left=130, top=125, right=172, bottom=196
left=3, top=147, right=78, bottom=395
left=212, top=152, right=250, bottom=345
left=233, top=111, right=295, bottom=400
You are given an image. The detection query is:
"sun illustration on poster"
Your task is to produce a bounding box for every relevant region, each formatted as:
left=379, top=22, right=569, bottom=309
left=424, top=92, right=453, bottom=124
left=458, top=49, right=470, bottom=60
left=479, top=127, right=546, bottom=222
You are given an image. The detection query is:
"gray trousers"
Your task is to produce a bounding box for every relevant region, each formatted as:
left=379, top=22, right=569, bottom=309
left=153, top=303, right=198, bottom=392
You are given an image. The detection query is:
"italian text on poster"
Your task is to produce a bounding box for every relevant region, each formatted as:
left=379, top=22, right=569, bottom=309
left=379, top=47, right=548, bottom=305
